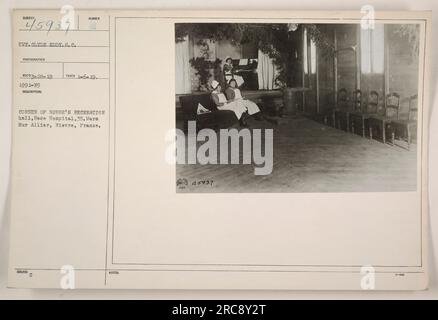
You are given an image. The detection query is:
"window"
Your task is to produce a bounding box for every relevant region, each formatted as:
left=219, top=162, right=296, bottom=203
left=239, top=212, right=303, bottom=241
left=361, top=24, right=384, bottom=73
left=303, top=28, right=317, bottom=74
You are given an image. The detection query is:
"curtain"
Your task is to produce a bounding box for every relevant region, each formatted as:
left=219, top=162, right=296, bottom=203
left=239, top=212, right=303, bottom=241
left=257, top=49, right=279, bottom=90
left=175, top=37, right=191, bottom=94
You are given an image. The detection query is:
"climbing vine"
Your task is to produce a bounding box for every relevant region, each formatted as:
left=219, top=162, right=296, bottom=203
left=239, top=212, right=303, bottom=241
left=176, top=23, right=334, bottom=87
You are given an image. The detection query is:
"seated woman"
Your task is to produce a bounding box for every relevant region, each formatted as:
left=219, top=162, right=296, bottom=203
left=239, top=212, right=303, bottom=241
left=225, top=78, right=261, bottom=117
left=223, top=57, right=244, bottom=87
left=210, top=80, right=247, bottom=125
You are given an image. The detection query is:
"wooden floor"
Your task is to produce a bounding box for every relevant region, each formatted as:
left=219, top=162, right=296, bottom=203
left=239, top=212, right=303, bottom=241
left=176, top=116, right=417, bottom=193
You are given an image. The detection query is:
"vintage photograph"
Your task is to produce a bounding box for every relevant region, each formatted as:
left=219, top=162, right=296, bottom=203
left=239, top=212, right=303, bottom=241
left=6, top=8, right=432, bottom=293
left=175, top=22, right=420, bottom=193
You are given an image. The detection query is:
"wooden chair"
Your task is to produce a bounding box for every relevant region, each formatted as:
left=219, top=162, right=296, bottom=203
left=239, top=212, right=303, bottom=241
left=349, top=89, right=363, bottom=135
left=387, top=94, right=417, bottom=150
left=368, top=92, right=400, bottom=144
left=333, top=88, right=350, bottom=131
left=352, top=89, right=362, bottom=114
left=349, top=90, right=379, bottom=138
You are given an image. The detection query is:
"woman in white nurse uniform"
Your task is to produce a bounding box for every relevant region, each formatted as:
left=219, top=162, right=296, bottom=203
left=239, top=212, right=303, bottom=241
left=210, top=80, right=247, bottom=124
left=225, top=78, right=261, bottom=116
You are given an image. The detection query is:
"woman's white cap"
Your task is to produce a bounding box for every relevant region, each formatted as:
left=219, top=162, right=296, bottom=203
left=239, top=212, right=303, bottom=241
left=211, top=80, right=220, bottom=90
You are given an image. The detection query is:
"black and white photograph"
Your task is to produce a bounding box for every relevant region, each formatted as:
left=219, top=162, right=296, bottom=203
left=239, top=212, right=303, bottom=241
left=175, top=22, right=421, bottom=193
left=2, top=6, right=435, bottom=295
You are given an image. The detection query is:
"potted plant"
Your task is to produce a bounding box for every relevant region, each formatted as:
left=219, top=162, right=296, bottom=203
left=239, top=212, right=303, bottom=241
left=255, top=24, right=334, bottom=115
left=190, top=56, right=222, bottom=92
left=259, top=24, right=303, bottom=114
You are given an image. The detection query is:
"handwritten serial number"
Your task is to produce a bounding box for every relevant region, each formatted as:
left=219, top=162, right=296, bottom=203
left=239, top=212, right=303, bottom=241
left=23, top=18, right=73, bottom=35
